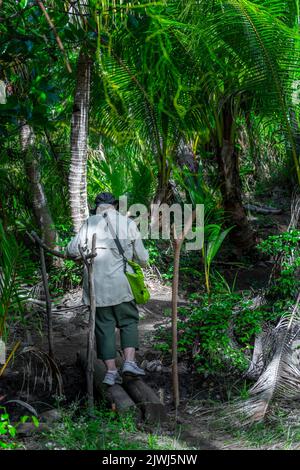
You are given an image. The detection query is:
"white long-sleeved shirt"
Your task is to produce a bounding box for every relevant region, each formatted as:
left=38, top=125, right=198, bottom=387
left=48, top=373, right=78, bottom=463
left=66, top=206, right=149, bottom=307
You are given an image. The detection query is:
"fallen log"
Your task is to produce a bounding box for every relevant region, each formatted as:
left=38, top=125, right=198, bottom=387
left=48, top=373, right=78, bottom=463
left=76, top=351, right=140, bottom=418
left=77, top=351, right=166, bottom=424
left=122, top=374, right=167, bottom=424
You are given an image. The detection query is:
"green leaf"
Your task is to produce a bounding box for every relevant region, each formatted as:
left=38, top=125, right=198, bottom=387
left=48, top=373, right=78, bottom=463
left=32, top=416, right=39, bottom=428
left=8, top=425, right=16, bottom=437
left=20, top=415, right=29, bottom=424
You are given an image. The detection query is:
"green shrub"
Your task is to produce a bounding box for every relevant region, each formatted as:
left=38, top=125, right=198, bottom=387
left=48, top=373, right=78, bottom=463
left=155, top=291, right=278, bottom=374
left=0, top=409, right=17, bottom=449
left=49, top=259, right=82, bottom=296
left=258, top=230, right=300, bottom=299
left=0, top=408, right=38, bottom=449
left=0, top=221, right=38, bottom=340
left=47, top=231, right=83, bottom=296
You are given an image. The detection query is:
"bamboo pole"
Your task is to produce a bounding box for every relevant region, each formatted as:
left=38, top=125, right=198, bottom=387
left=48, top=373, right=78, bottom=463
left=0, top=341, right=20, bottom=378
left=171, top=240, right=181, bottom=410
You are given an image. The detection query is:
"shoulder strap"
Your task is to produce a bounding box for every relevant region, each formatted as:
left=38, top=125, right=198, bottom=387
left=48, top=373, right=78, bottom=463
left=85, top=218, right=89, bottom=251
left=103, top=212, right=127, bottom=273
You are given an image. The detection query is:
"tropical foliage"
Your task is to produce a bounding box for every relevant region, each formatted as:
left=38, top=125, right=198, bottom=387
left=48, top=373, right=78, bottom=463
left=0, top=0, right=300, bottom=450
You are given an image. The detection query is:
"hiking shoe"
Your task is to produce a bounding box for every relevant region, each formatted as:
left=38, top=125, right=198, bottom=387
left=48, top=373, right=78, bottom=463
left=122, top=361, right=146, bottom=376
left=102, top=371, right=123, bottom=386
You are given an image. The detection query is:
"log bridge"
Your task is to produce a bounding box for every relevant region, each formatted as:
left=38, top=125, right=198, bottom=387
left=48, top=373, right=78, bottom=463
left=77, top=351, right=167, bottom=425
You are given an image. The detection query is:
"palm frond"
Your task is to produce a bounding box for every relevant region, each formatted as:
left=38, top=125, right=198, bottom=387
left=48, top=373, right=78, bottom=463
left=0, top=222, right=37, bottom=339
left=226, top=293, right=300, bottom=425
left=19, top=346, right=63, bottom=398
left=179, top=0, right=300, bottom=179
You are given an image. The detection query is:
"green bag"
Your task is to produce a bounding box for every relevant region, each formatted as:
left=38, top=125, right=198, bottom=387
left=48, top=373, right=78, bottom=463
left=125, top=259, right=150, bottom=304
left=104, top=213, right=150, bottom=304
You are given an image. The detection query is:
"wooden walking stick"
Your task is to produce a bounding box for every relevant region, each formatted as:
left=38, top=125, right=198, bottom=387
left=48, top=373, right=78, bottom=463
left=79, top=233, right=97, bottom=415
left=26, top=230, right=97, bottom=402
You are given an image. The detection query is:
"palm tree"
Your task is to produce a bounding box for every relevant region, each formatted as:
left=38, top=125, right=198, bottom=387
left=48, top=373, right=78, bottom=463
left=94, top=0, right=299, bottom=249
left=215, top=102, right=256, bottom=250
left=178, top=0, right=300, bottom=250
left=67, top=0, right=160, bottom=231
left=92, top=4, right=200, bottom=209
left=69, top=50, right=91, bottom=233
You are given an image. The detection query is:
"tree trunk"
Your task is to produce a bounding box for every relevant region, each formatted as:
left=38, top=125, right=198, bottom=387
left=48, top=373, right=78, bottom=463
left=79, top=233, right=97, bottom=415
left=172, top=240, right=181, bottom=410
left=150, top=140, right=197, bottom=229
left=20, top=124, right=58, bottom=250
left=150, top=174, right=173, bottom=230
left=216, top=108, right=256, bottom=253
left=176, top=139, right=199, bottom=175
left=289, top=110, right=300, bottom=182
left=69, top=50, right=91, bottom=233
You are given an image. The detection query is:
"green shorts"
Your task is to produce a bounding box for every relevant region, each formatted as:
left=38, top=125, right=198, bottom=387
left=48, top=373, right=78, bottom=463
left=95, top=300, right=139, bottom=360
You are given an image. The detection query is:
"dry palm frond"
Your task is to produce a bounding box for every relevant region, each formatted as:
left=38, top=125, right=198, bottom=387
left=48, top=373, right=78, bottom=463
left=191, top=294, right=300, bottom=428
left=244, top=328, right=269, bottom=380
left=225, top=294, right=300, bottom=425
left=247, top=192, right=300, bottom=381
left=19, top=346, right=63, bottom=398
left=5, top=399, right=38, bottom=417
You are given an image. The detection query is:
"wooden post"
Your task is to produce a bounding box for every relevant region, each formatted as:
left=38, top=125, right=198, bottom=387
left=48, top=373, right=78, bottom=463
left=171, top=211, right=196, bottom=411
left=79, top=233, right=97, bottom=415
left=39, top=245, right=54, bottom=358
left=27, top=231, right=54, bottom=359
left=171, top=239, right=181, bottom=410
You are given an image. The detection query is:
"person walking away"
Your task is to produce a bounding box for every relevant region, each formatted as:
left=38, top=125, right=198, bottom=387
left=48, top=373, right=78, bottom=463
left=67, top=192, right=149, bottom=385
